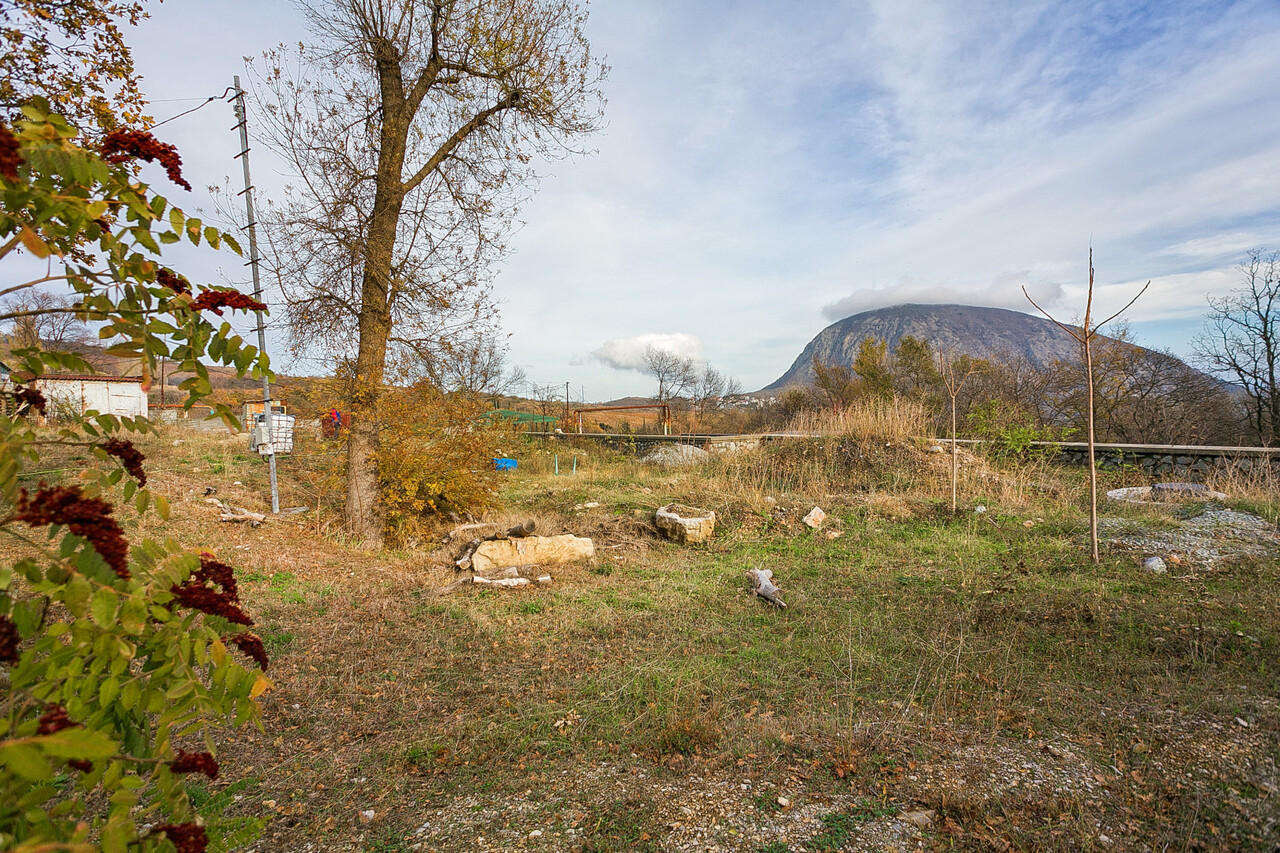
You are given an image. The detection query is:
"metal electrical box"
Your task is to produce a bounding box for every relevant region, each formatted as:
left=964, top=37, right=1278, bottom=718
left=250, top=413, right=295, bottom=455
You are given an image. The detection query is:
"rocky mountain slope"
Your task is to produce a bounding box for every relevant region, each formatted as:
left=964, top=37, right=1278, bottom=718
left=764, top=303, right=1100, bottom=390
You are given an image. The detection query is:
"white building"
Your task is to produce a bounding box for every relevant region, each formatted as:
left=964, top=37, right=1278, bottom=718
left=37, top=374, right=148, bottom=419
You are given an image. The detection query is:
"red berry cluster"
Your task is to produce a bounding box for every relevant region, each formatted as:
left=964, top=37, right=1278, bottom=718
left=2, top=384, right=44, bottom=416
left=16, top=485, right=130, bottom=579
left=36, top=704, right=82, bottom=736
left=98, top=128, right=192, bottom=191
left=0, top=124, right=22, bottom=183
left=153, top=823, right=208, bottom=853
left=226, top=631, right=269, bottom=671
left=169, top=553, right=251, bottom=626
left=101, top=438, right=147, bottom=486
left=0, top=615, right=20, bottom=664
left=156, top=268, right=191, bottom=295
left=189, top=290, right=267, bottom=316
left=169, top=750, right=219, bottom=779
left=36, top=706, right=93, bottom=771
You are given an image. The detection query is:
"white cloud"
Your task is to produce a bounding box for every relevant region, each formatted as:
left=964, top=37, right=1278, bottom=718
left=591, top=333, right=705, bottom=372
left=125, top=0, right=1280, bottom=399
left=823, top=273, right=1065, bottom=321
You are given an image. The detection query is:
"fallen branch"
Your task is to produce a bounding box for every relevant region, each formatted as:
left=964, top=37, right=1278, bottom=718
left=448, top=521, right=496, bottom=539
left=205, top=498, right=266, bottom=527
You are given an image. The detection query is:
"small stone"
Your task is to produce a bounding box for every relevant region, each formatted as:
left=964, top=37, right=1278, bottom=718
left=928, top=445, right=944, bottom=453
left=803, top=507, right=826, bottom=528
left=528, top=829, right=542, bottom=838
left=1235, top=717, right=1249, bottom=728
left=1143, top=556, right=1167, bottom=574
left=974, top=505, right=987, bottom=514
left=359, top=810, right=375, bottom=823
left=824, top=529, right=843, bottom=540
left=902, top=810, right=935, bottom=828
left=1098, top=834, right=1113, bottom=845
left=764, top=496, right=777, bottom=505
left=776, top=796, right=791, bottom=808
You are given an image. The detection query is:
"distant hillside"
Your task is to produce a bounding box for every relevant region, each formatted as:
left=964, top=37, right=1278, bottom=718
left=764, top=303, right=1097, bottom=391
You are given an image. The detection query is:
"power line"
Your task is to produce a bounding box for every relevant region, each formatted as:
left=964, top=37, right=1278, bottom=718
left=145, top=88, right=235, bottom=132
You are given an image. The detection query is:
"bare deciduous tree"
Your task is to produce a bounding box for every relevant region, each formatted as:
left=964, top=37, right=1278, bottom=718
left=643, top=345, right=695, bottom=405
left=1024, top=250, right=1148, bottom=564
left=1195, top=250, right=1280, bottom=446
left=252, top=0, right=606, bottom=544
left=936, top=349, right=982, bottom=512
left=1, top=288, right=94, bottom=350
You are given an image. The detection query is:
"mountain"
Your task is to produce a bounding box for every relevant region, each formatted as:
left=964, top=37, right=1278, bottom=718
left=763, top=303, right=1094, bottom=391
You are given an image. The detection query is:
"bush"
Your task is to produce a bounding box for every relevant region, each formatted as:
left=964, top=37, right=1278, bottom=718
left=1, top=106, right=270, bottom=852
left=375, top=382, right=518, bottom=541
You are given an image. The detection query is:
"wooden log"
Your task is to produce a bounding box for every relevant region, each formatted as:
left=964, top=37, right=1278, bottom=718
left=455, top=538, right=482, bottom=571
left=506, top=520, right=536, bottom=538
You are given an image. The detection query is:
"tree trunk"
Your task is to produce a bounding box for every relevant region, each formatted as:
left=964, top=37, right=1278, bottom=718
left=344, top=54, right=411, bottom=547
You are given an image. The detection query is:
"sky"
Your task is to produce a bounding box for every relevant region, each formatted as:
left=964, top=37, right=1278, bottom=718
left=122, top=0, right=1280, bottom=401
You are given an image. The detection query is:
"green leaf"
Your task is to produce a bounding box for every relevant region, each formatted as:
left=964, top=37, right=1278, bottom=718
left=119, top=680, right=140, bottom=711
left=40, top=728, right=118, bottom=759
left=64, top=575, right=92, bottom=618
left=101, top=812, right=134, bottom=853
left=119, top=595, right=147, bottom=635
left=0, top=743, right=52, bottom=781
left=90, top=587, right=118, bottom=628
left=156, top=495, right=171, bottom=520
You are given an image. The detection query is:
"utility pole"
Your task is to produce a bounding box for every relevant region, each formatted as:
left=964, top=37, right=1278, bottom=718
left=232, top=76, right=279, bottom=514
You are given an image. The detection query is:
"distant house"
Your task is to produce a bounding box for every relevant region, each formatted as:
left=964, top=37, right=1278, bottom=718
left=37, top=374, right=148, bottom=419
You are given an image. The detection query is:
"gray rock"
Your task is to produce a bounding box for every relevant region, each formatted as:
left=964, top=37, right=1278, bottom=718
left=1152, top=482, right=1209, bottom=499
left=642, top=443, right=711, bottom=467
left=1142, top=556, right=1167, bottom=574
left=655, top=504, right=717, bottom=544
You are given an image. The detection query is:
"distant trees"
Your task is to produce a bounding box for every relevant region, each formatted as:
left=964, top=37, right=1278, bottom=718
left=1052, top=328, right=1235, bottom=445
left=792, top=321, right=1233, bottom=449
left=1195, top=250, right=1280, bottom=445
left=641, top=344, right=739, bottom=431
left=1, top=288, right=94, bottom=350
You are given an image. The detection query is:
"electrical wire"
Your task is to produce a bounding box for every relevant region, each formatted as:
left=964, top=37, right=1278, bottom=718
left=145, top=88, right=236, bottom=132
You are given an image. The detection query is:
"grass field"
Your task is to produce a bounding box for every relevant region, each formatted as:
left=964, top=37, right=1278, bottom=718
left=12, top=420, right=1280, bottom=852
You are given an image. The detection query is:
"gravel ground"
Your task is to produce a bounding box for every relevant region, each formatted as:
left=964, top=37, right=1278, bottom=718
left=1101, top=503, right=1280, bottom=568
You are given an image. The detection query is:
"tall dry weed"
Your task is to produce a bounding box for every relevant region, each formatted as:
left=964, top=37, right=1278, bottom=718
left=1208, top=459, right=1280, bottom=522
left=785, top=397, right=930, bottom=444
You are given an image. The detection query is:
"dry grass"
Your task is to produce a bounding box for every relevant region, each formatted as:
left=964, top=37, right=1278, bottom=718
left=784, top=397, right=930, bottom=444
left=6, top=423, right=1280, bottom=852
